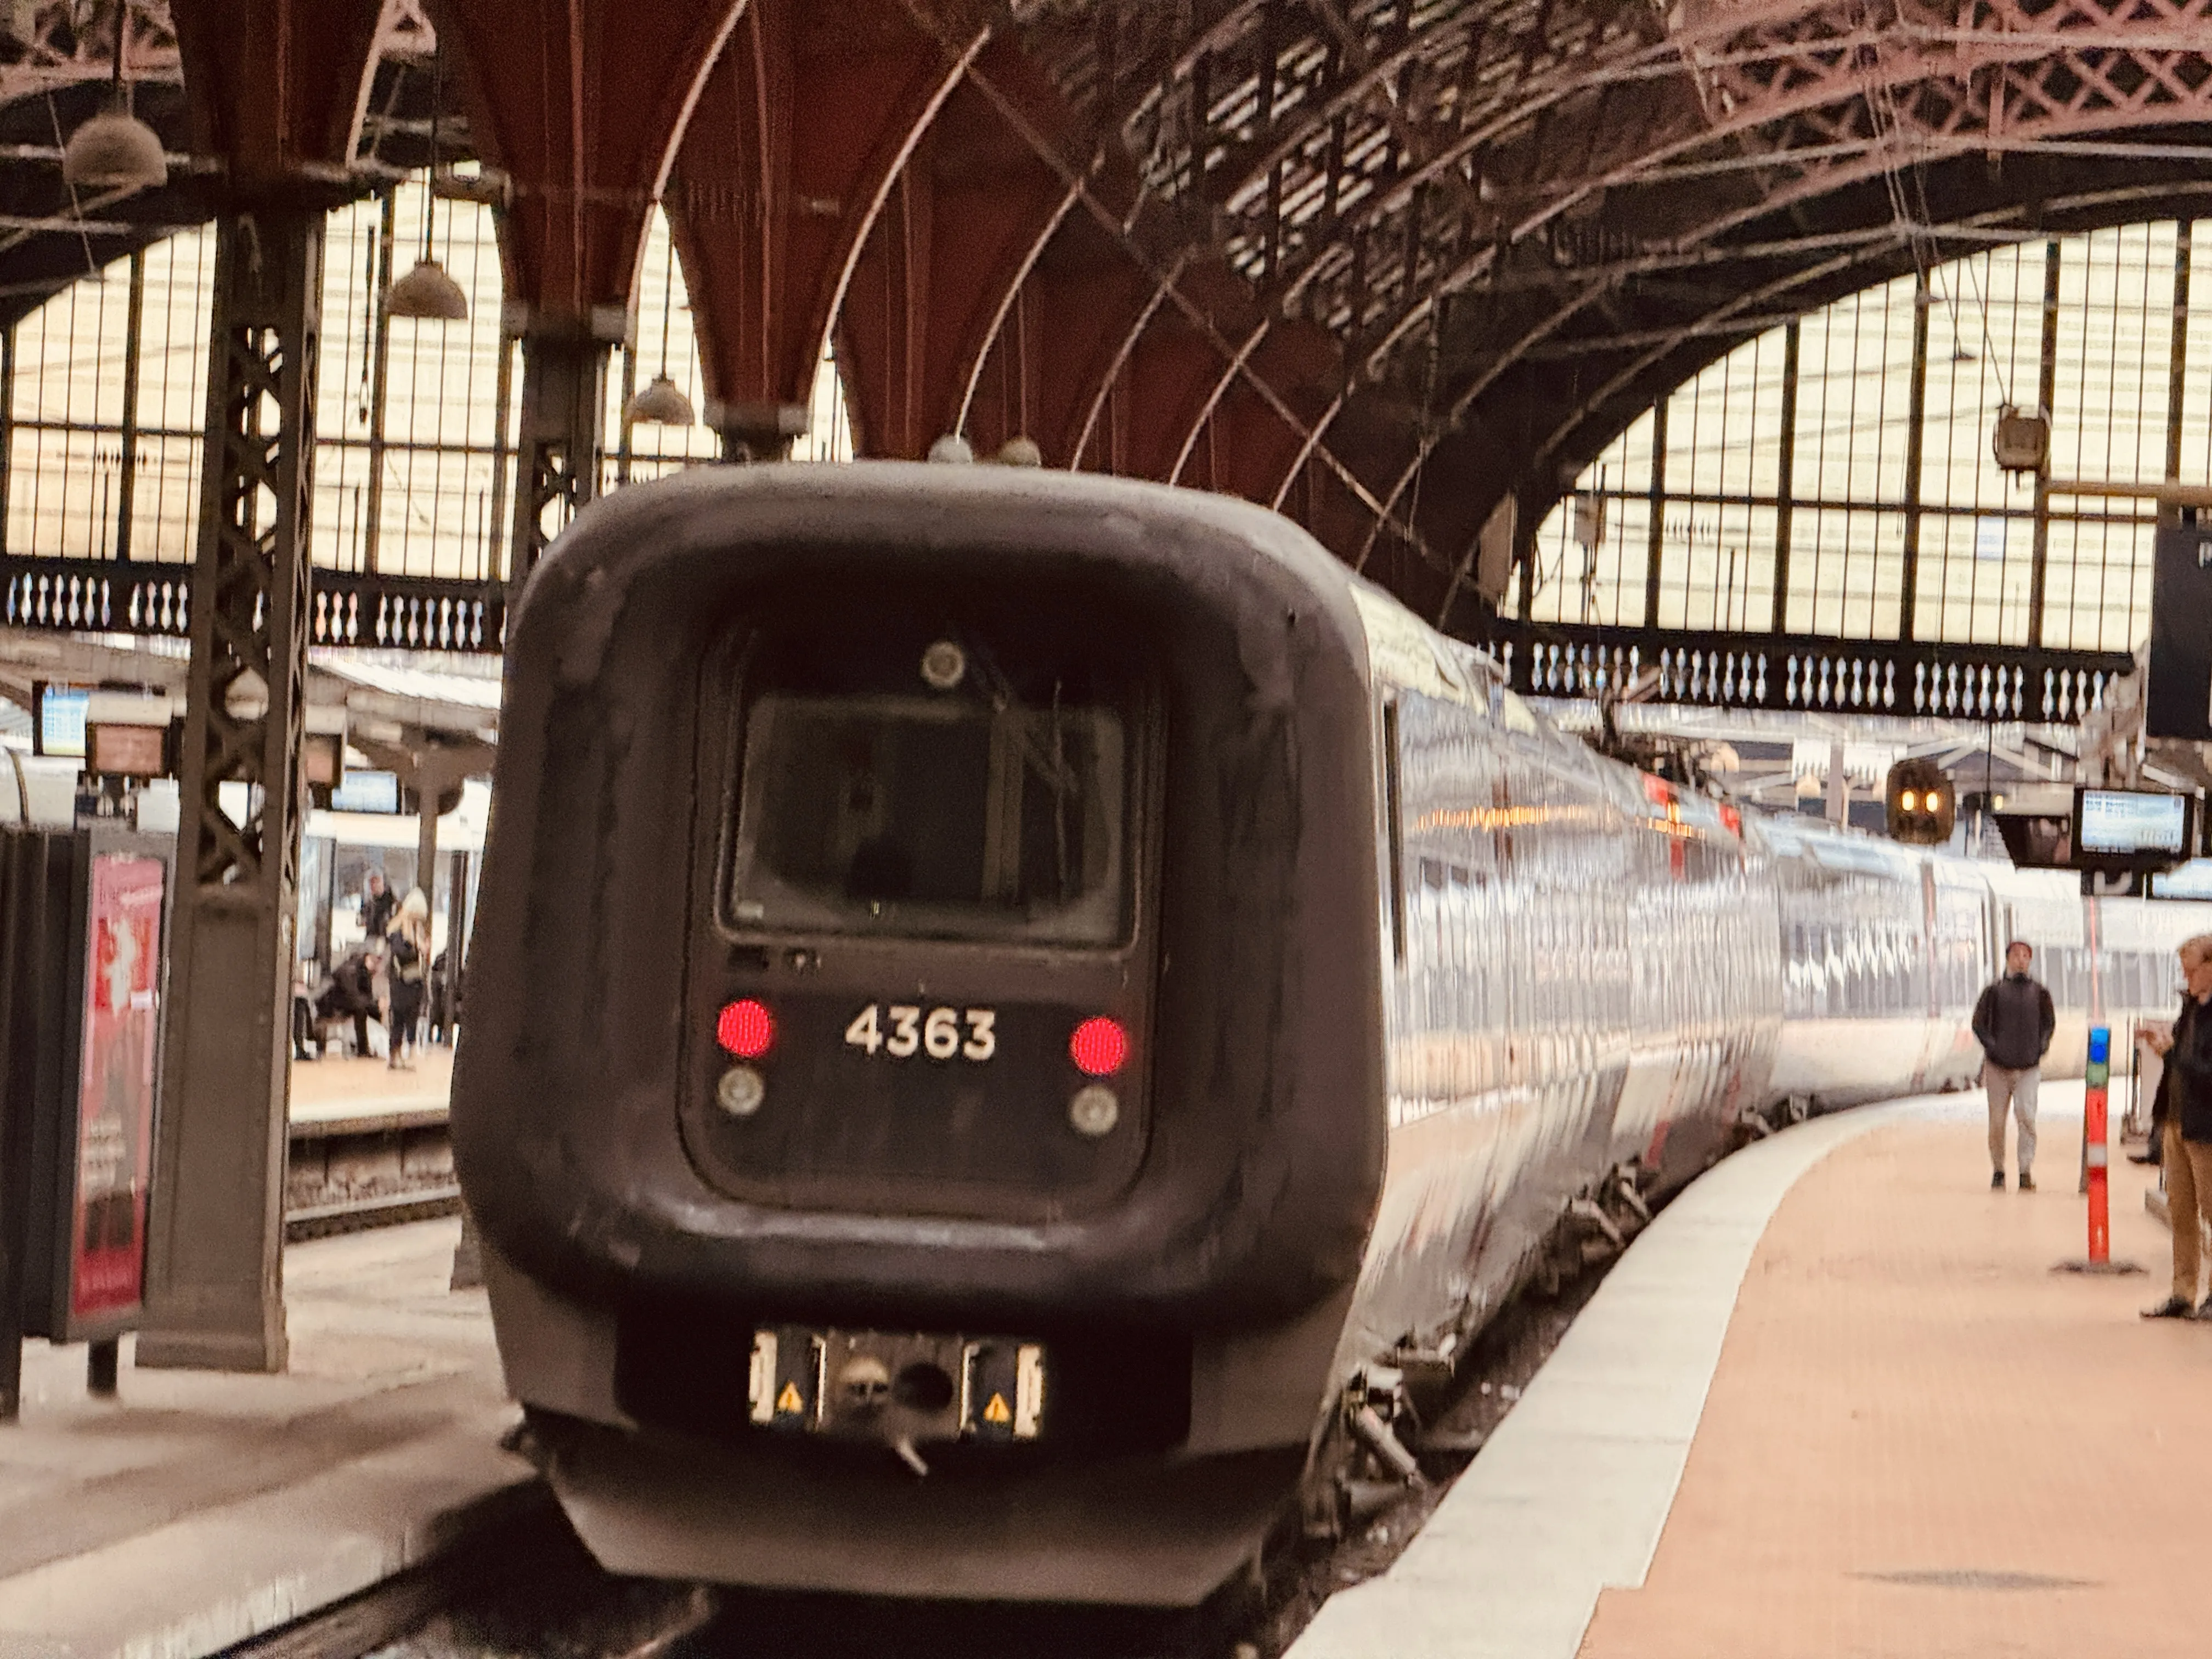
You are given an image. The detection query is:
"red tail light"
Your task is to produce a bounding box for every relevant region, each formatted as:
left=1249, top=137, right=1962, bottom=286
left=718, top=998, right=775, bottom=1059
left=1069, top=1015, right=1128, bottom=1077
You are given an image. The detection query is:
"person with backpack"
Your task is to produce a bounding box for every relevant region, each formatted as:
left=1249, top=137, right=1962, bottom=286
left=1971, top=939, right=2055, bottom=1191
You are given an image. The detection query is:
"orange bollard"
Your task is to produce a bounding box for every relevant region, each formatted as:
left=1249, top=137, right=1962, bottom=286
left=2055, top=1025, right=2141, bottom=1276
left=2085, top=1025, right=2110, bottom=1263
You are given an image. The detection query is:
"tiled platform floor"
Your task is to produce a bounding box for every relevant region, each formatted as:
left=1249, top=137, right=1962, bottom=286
left=1291, top=1085, right=2211, bottom=1659
left=1577, top=1097, right=2210, bottom=1659
left=287, top=1048, right=452, bottom=1127
left=0, top=1217, right=525, bottom=1658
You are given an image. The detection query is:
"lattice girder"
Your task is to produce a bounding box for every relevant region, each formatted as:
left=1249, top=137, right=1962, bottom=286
left=947, top=0, right=2212, bottom=594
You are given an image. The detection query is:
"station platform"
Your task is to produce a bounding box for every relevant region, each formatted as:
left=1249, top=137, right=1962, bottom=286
left=0, top=1217, right=527, bottom=1658
left=287, top=1048, right=453, bottom=1128
left=1291, top=1082, right=2211, bottom=1659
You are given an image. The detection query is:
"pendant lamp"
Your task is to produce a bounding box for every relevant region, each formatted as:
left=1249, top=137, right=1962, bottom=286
left=388, top=42, right=467, bottom=322
left=62, top=10, right=166, bottom=193
left=623, top=237, right=695, bottom=426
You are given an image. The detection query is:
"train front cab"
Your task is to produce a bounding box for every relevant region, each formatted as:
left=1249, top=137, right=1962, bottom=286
left=452, top=466, right=1390, bottom=1605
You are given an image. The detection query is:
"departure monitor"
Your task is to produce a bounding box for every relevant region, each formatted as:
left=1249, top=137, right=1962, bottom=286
left=2072, top=787, right=2193, bottom=870
left=2151, top=859, right=2212, bottom=900
left=85, top=721, right=167, bottom=778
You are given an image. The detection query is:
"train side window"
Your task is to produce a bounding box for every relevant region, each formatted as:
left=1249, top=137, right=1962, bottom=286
left=1383, top=699, right=1406, bottom=963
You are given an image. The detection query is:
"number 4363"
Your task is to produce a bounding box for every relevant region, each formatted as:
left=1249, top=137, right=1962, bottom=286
left=844, top=1003, right=996, bottom=1062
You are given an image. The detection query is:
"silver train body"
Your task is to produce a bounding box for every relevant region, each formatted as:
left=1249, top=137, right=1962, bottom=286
left=455, top=466, right=2204, bottom=1606
left=1345, top=592, right=2200, bottom=1369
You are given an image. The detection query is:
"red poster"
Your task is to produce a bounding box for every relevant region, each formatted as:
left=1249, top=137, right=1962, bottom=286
left=70, top=854, right=166, bottom=1323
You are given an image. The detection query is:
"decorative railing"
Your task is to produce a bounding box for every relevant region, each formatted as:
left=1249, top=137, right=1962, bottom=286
left=1474, top=619, right=2136, bottom=725
left=308, top=570, right=506, bottom=654
left=0, top=557, right=506, bottom=656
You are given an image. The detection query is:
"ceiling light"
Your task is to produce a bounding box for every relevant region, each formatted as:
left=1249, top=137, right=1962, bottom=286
left=61, top=106, right=167, bottom=193
left=624, top=371, right=695, bottom=427
left=386, top=38, right=467, bottom=323
left=388, top=257, right=469, bottom=321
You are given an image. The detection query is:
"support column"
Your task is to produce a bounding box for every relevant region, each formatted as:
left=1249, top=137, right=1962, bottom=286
left=362, top=188, right=396, bottom=573
left=115, top=249, right=146, bottom=562
left=707, top=397, right=809, bottom=463
left=1, top=321, right=14, bottom=552
left=1770, top=320, right=1799, bottom=634
left=505, top=324, right=612, bottom=593
left=139, top=210, right=322, bottom=1373
left=1643, top=399, right=1668, bottom=628
left=2166, top=222, right=2191, bottom=499
left=2028, top=239, right=2061, bottom=648
left=1898, top=270, right=1931, bottom=641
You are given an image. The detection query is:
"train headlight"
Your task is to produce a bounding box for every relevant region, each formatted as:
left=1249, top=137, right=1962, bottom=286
left=1068, top=1084, right=1119, bottom=1138
left=921, top=640, right=967, bottom=690
left=717, top=1063, right=767, bottom=1117
left=1884, top=757, right=1956, bottom=846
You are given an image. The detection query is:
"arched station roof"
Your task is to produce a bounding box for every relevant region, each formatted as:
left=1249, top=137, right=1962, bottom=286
left=4, top=0, right=2210, bottom=659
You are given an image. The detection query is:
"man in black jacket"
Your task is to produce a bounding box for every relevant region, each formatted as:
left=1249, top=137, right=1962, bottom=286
left=2144, top=934, right=2212, bottom=1318
left=360, top=870, right=397, bottom=943
left=1972, top=940, right=2056, bottom=1191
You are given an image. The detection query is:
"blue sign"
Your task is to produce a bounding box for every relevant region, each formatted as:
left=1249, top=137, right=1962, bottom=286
left=328, top=769, right=400, bottom=814
left=39, top=687, right=87, bottom=758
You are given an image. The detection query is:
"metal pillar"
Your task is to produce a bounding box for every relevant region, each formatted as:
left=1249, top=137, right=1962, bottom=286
left=1898, top=270, right=1931, bottom=641
left=707, top=398, right=808, bottom=464
left=506, top=330, right=609, bottom=592
left=2028, top=239, right=2061, bottom=648
left=2166, top=222, right=2191, bottom=496
left=363, top=188, right=397, bottom=574
left=115, top=249, right=146, bottom=562
left=0, top=321, right=12, bottom=554
left=138, top=211, right=322, bottom=1374
left=1770, top=321, right=1799, bottom=633
left=1642, top=399, right=1668, bottom=628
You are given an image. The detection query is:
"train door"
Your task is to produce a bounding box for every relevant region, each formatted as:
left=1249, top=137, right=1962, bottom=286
left=1912, top=861, right=1939, bottom=1090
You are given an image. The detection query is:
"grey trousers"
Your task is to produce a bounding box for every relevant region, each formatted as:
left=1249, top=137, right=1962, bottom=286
left=1985, top=1062, right=2040, bottom=1173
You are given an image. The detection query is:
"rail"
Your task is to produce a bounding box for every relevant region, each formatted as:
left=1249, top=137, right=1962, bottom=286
left=285, top=1107, right=461, bottom=1241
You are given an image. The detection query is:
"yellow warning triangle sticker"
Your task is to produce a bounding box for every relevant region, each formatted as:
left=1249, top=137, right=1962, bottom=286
left=776, top=1381, right=804, bottom=1414
left=983, top=1391, right=1012, bottom=1424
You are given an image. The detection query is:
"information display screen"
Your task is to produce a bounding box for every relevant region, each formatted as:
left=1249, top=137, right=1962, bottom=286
left=2075, top=788, right=2191, bottom=860
left=329, top=769, right=400, bottom=814
left=39, top=686, right=87, bottom=758
left=87, top=723, right=166, bottom=777
left=2151, top=859, right=2212, bottom=900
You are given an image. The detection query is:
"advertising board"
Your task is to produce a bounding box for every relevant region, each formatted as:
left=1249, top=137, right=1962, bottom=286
left=65, top=852, right=166, bottom=1333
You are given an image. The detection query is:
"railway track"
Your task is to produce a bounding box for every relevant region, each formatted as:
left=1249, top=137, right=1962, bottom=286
left=285, top=1107, right=461, bottom=1240
left=216, top=1249, right=1609, bottom=1659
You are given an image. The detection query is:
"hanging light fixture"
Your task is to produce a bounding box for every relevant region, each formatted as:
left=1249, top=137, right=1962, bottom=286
left=61, top=5, right=166, bottom=193
left=388, top=37, right=467, bottom=322
left=624, top=234, right=695, bottom=426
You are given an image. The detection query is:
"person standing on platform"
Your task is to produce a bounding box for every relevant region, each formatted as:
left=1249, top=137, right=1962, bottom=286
left=360, top=869, right=397, bottom=943
left=1972, top=939, right=2055, bottom=1192
left=385, top=889, right=432, bottom=1071
left=2143, top=934, right=2212, bottom=1319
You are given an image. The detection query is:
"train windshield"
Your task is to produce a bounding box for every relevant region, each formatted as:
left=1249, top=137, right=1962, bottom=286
left=726, top=612, right=1133, bottom=946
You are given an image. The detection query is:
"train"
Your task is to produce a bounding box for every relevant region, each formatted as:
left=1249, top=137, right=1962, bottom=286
left=449, top=463, right=2205, bottom=1607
